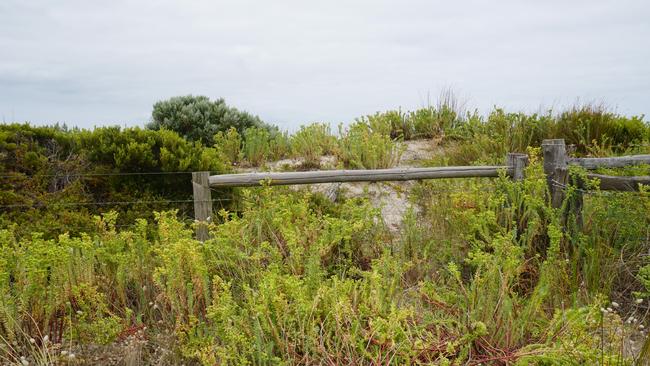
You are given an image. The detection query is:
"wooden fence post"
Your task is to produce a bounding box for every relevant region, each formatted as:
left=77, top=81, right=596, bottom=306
left=542, top=139, right=567, bottom=208
left=507, top=153, right=528, bottom=181
left=192, top=171, right=212, bottom=241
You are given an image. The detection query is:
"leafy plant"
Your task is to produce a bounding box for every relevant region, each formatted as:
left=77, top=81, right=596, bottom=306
left=337, top=122, right=404, bottom=169
left=268, top=129, right=291, bottom=161
left=242, top=127, right=271, bottom=166
left=2, top=102, right=650, bottom=364
left=213, top=127, right=242, bottom=165
left=148, top=95, right=267, bottom=145
left=290, top=123, right=337, bottom=168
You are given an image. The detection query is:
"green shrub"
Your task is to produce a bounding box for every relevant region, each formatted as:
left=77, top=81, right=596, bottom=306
left=554, top=104, right=648, bottom=152
left=242, top=127, right=271, bottom=166
left=430, top=105, right=649, bottom=166
left=357, top=109, right=413, bottom=140
left=3, top=105, right=650, bottom=365
left=2, top=168, right=645, bottom=364
left=337, top=123, right=404, bottom=169
left=148, top=95, right=266, bottom=145
left=290, top=123, right=337, bottom=168
left=240, top=127, right=293, bottom=166
left=268, top=129, right=291, bottom=161
left=410, top=105, right=464, bottom=138
left=213, top=127, right=241, bottom=164
left=438, top=105, right=649, bottom=164
left=0, top=124, right=230, bottom=238
left=351, top=91, right=469, bottom=141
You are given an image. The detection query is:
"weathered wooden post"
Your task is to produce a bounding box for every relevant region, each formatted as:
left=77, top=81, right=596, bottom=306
left=192, top=171, right=212, bottom=241
left=542, top=139, right=567, bottom=208
left=507, top=153, right=528, bottom=181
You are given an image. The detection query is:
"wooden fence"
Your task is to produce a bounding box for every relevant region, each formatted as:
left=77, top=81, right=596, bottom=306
left=542, top=139, right=650, bottom=208
left=192, top=139, right=650, bottom=240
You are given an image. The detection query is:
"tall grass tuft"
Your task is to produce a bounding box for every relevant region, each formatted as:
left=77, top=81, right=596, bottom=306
left=337, top=122, right=404, bottom=169
left=213, top=127, right=241, bottom=164
left=290, top=123, right=337, bottom=168
left=241, top=127, right=271, bottom=166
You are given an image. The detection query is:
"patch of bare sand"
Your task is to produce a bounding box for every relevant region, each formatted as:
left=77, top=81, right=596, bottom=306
left=399, top=138, right=440, bottom=167
left=291, top=139, right=442, bottom=231
left=302, top=180, right=413, bottom=231
left=231, top=139, right=442, bottom=231
left=237, top=155, right=338, bottom=173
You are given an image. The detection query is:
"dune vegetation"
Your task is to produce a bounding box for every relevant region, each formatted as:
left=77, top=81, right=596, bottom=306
left=1, top=96, right=650, bottom=364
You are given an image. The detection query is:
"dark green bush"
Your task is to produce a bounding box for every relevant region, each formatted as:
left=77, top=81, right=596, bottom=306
left=0, top=124, right=230, bottom=238
left=148, top=95, right=267, bottom=145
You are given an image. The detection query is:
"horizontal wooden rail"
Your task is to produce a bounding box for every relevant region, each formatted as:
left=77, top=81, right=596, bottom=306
left=586, top=173, right=650, bottom=192
left=569, top=155, right=650, bottom=170
left=209, top=166, right=512, bottom=188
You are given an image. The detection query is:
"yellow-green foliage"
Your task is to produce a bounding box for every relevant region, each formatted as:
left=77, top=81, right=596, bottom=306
left=3, top=160, right=648, bottom=364
left=3, top=108, right=650, bottom=364
left=240, top=127, right=292, bottom=166
left=431, top=105, right=650, bottom=166
left=268, top=129, right=291, bottom=161
left=0, top=124, right=230, bottom=238
left=290, top=123, right=337, bottom=168
left=337, top=122, right=404, bottom=169
left=213, top=127, right=242, bottom=164
left=242, top=127, right=271, bottom=166
left=357, top=109, right=412, bottom=139
left=354, top=105, right=464, bottom=140
left=68, top=284, right=123, bottom=345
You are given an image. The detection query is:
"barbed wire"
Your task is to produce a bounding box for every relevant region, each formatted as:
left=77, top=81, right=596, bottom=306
left=602, top=143, right=650, bottom=148
left=0, top=198, right=231, bottom=209
left=550, top=179, right=648, bottom=197
left=0, top=171, right=223, bottom=179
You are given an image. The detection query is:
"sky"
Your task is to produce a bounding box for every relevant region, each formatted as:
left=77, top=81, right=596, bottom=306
left=1, top=0, right=649, bottom=131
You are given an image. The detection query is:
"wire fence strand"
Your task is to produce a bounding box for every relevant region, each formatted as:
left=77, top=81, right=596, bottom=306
left=550, top=179, right=649, bottom=197
left=0, top=198, right=231, bottom=209
left=0, top=171, right=224, bottom=179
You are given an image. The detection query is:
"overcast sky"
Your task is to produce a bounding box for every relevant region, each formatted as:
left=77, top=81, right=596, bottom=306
left=1, top=0, right=649, bottom=130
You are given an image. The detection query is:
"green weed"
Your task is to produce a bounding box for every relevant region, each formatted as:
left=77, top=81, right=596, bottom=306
left=290, top=123, right=337, bottom=168
left=337, top=122, right=404, bottom=169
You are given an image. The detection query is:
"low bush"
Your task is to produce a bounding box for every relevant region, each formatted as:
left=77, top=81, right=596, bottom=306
left=241, top=127, right=271, bottom=166
left=554, top=104, right=648, bottom=151
left=357, top=109, right=412, bottom=140
left=3, top=160, right=648, bottom=364
left=410, top=105, right=463, bottom=138
left=337, top=122, right=404, bottom=169
left=290, top=123, right=337, bottom=168
left=3, top=103, right=650, bottom=364
left=213, top=127, right=242, bottom=165
left=427, top=105, right=649, bottom=166
left=268, top=129, right=291, bottom=161
left=148, top=95, right=267, bottom=145
left=0, top=124, right=230, bottom=238
left=353, top=105, right=466, bottom=141
left=239, top=127, right=292, bottom=166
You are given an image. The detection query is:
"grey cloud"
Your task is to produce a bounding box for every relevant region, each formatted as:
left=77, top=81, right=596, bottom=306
left=0, top=0, right=648, bottom=129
